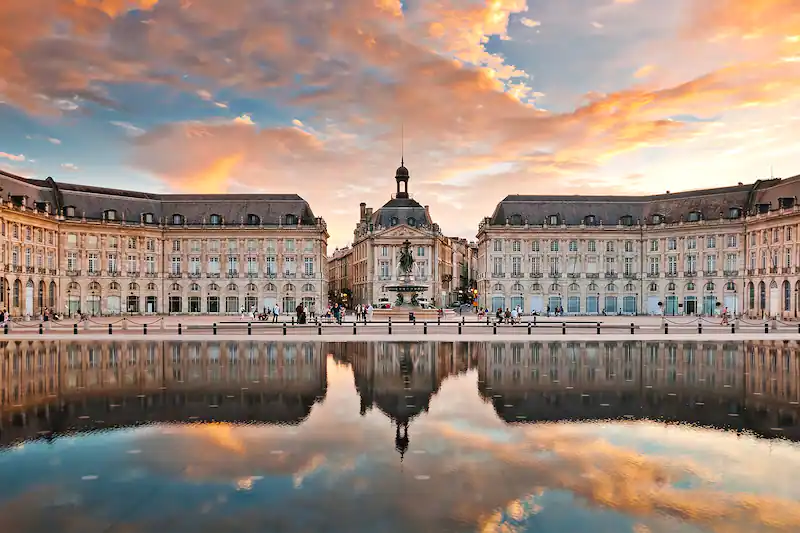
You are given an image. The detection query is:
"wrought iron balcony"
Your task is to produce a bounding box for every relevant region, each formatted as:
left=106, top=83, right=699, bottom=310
left=567, top=273, right=580, bottom=279
left=684, top=271, right=697, bottom=277
left=704, top=270, right=717, bottom=277
left=586, top=273, right=600, bottom=279
left=529, top=273, right=543, bottom=278
left=206, top=273, right=220, bottom=278
left=723, top=270, right=738, bottom=277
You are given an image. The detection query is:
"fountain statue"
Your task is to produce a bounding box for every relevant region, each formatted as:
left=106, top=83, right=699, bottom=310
left=386, top=240, right=428, bottom=308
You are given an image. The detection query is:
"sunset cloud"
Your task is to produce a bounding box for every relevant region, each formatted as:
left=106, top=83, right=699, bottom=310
left=0, top=0, right=799, bottom=245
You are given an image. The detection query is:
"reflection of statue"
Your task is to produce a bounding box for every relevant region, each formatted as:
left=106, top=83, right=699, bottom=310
left=398, top=240, right=414, bottom=275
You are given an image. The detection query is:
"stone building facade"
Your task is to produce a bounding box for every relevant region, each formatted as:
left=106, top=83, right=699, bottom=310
left=477, top=176, right=800, bottom=318
left=0, top=170, right=328, bottom=317
left=328, top=161, right=461, bottom=308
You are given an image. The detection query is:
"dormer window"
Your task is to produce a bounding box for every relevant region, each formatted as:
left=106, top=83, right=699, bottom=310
left=63, top=206, right=76, bottom=218
left=171, top=214, right=184, bottom=225
left=509, top=213, right=523, bottom=225
left=209, top=214, right=222, bottom=225
left=103, top=209, right=117, bottom=221
left=619, top=215, right=633, bottom=226
left=778, top=197, right=795, bottom=209
left=390, top=216, right=399, bottom=226
left=687, top=211, right=702, bottom=222
left=407, top=217, right=416, bottom=226
left=142, top=212, right=155, bottom=224
left=728, top=207, right=742, bottom=219
left=246, top=214, right=260, bottom=225
left=584, top=215, right=597, bottom=226
left=547, top=214, right=559, bottom=225
left=651, top=214, right=663, bottom=225
left=757, top=203, right=770, bottom=214
left=284, top=214, right=298, bottom=225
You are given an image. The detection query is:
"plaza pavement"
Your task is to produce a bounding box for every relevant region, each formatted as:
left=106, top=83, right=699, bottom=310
left=2, top=312, right=798, bottom=342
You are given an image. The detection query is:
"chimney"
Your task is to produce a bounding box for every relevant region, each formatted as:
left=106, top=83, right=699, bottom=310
left=424, top=205, right=430, bottom=219
left=359, top=202, right=366, bottom=220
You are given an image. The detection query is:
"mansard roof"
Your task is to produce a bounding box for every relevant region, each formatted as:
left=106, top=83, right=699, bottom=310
left=486, top=177, right=800, bottom=227
left=0, top=169, right=318, bottom=225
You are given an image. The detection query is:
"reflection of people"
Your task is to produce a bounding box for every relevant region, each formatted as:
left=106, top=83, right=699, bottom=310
left=395, top=422, right=409, bottom=461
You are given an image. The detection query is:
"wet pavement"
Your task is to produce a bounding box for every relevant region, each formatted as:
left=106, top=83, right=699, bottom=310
left=1, top=339, right=799, bottom=532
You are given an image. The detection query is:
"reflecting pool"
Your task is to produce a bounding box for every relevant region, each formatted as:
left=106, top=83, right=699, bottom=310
left=1, top=340, right=800, bottom=532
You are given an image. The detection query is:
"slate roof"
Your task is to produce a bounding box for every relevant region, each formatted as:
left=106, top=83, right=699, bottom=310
left=487, top=176, right=800, bottom=226
left=0, top=169, right=319, bottom=225
left=370, top=196, right=432, bottom=228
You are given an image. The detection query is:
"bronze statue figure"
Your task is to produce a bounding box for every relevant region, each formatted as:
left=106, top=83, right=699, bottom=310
left=398, top=240, right=414, bottom=275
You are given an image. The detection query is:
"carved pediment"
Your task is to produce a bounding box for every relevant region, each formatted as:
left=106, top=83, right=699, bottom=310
left=377, top=225, right=426, bottom=239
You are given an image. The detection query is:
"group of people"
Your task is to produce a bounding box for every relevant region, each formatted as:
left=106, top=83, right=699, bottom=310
left=353, top=303, right=374, bottom=322
left=495, top=305, right=525, bottom=324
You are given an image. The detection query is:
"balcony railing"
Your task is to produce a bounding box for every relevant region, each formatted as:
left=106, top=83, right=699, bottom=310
left=67, top=270, right=81, bottom=277
left=723, top=270, right=738, bottom=277
left=586, top=273, right=599, bottom=279
left=264, top=273, right=277, bottom=279
left=647, top=273, right=660, bottom=278
left=511, top=273, right=524, bottom=278
left=188, top=273, right=201, bottom=279
left=705, top=270, right=717, bottom=277
left=206, top=273, right=220, bottom=278
left=783, top=267, right=792, bottom=274
left=145, top=272, right=158, bottom=278
left=684, top=271, right=697, bottom=277
left=769, top=267, right=779, bottom=274
left=88, top=270, right=100, bottom=276
left=109, top=271, right=120, bottom=277
left=549, top=273, right=562, bottom=278
left=529, top=273, right=543, bottom=278
left=302, top=273, right=316, bottom=279
left=567, top=273, right=580, bottom=279
left=284, top=272, right=296, bottom=278
left=665, top=272, right=678, bottom=278
left=26, top=266, right=35, bottom=274
left=226, top=271, right=239, bottom=278
left=168, top=272, right=182, bottom=278
left=623, top=273, right=637, bottom=279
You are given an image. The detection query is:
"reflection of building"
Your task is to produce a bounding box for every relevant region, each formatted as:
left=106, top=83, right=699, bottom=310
left=0, top=170, right=328, bottom=317
left=477, top=176, right=800, bottom=318
left=0, top=340, right=328, bottom=446
left=327, top=161, right=465, bottom=308
left=476, top=340, right=800, bottom=439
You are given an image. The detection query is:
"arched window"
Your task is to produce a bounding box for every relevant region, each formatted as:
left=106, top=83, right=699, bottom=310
left=705, top=282, right=715, bottom=291
left=170, top=283, right=181, bottom=291
left=171, top=214, right=184, bottom=225
left=649, top=282, right=658, bottom=292
left=784, top=280, right=791, bottom=311
left=493, top=283, right=504, bottom=291
left=264, top=283, right=277, bottom=292
left=588, top=282, right=597, bottom=291
left=568, top=283, right=580, bottom=292
left=129, top=282, right=139, bottom=291
left=142, top=212, right=155, bottom=224
left=147, top=282, right=157, bottom=291
left=190, top=283, right=200, bottom=291
left=37, top=280, right=44, bottom=310
left=208, top=283, right=219, bottom=291
left=390, top=216, right=399, bottom=226
left=667, top=282, right=676, bottom=291
left=13, top=279, right=20, bottom=307
left=227, top=283, right=238, bottom=291
left=759, top=281, right=766, bottom=309
left=749, top=282, right=755, bottom=310
left=624, top=283, right=636, bottom=292
left=407, top=217, right=416, bottom=226
left=246, top=214, right=260, bottom=225
left=584, top=214, right=597, bottom=226
left=88, top=281, right=101, bottom=291
left=530, top=283, right=541, bottom=292
left=549, top=283, right=560, bottom=292
left=109, top=282, right=120, bottom=291
left=49, top=281, right=56, bottom=307
left=209, top=214, right=222, bottom=225
left=246, top=283, right=257, bottom=292
left=284, top=283, right=295, bottom=292
left=302, top=283, right=315, bottom=292
left=606, top=283, right=617, bottom=292
left=68, top=281, right=80, bottom=291
left=686, top=282, right=696, bottom=291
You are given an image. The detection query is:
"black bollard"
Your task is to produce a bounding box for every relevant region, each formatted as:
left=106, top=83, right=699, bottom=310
left=424, top=322, right=427, bottom=334
left=247, top=322, right=251, bottom=335
left=765, top=323, right=769, bottom=334
left=353, top=323, right=357, bottom=335
left=437, top=316, right=441, bottom=326
left=73, top=323, right=78, bottom=335
left=597, top=322, right=601, bottom=335
left=3, top=323, right=7, bottom=335
left=39, top=323, right=43, bottom=335
left=562, top=322, right=566, bottom=335
left=698, top=322, right=702, bottom=334
left=493, top=323, right=497, bottom=334
left=630, top=322, right=635, bottom=335
left=458, top=323, right=462, bottom=335
left=109, top=323, right=113, bottom=335
left=291, top=316, right=295, bottom=326
left=318, top=324, right=322, bottom=335
left=462, top=316, right=465, bottom=325
left=388, top=317, right=392, bottom=335
left=283, top=323, right=287, bottom=335
left=533, top=316, right=537, bottom=326
left=664, top=322, right=668, bottom=335
left=528, top=322, right=532, bottom=335
left=213, top=322, right=217, bottom=335
left=731, top=323, right=736, bottom=334
left=178, top=323, right=182, bottom=335
left=143, top=323, right=147, bottom=335
left=486, top=316, right=490, bottom=325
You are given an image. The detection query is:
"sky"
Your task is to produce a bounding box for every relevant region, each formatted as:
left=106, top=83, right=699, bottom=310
left=0, top=0, right=799, bottom=249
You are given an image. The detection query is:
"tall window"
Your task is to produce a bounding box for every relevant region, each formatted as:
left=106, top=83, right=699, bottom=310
left=304, top=257, right=314, bottom=276
left=171, top=257, right=181, bottom=275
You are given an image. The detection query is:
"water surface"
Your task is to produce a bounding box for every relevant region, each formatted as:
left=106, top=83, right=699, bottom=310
left=1, top=340, right=799, bottom=532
